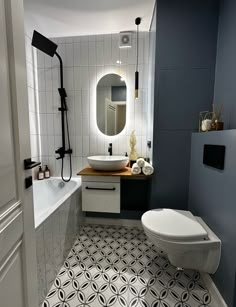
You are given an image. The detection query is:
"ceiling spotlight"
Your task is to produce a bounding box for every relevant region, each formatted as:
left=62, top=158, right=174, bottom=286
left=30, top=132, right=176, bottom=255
left=116, top=60, right=122, bottom=65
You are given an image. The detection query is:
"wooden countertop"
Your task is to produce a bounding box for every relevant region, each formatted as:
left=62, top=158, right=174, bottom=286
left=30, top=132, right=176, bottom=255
left=78, top=166, right=152, bottom=178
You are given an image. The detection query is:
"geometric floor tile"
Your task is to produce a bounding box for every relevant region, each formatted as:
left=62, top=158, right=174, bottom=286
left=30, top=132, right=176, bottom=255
left=42, top=224, right=213, bottom=307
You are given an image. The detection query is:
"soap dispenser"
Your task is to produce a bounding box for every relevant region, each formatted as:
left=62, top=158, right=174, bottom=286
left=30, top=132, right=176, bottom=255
left=44, top=165, right=50, bottom=179
left=38, top=166, right=44, bottom=180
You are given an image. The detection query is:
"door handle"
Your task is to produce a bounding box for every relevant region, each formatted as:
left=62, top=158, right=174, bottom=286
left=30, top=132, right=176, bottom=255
left=24, top=158, right=41, bottom=170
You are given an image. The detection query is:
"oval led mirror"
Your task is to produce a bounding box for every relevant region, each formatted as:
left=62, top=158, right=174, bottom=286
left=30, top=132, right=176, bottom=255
left=96, top=73, right=127, bottom=136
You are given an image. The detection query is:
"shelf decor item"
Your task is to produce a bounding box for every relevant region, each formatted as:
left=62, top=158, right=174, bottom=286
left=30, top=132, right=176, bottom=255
left=211, top=104, right=224, bottom=131
left=199, top=111, right=213, bottom=132
left=129, top=130, right=138, bottom=167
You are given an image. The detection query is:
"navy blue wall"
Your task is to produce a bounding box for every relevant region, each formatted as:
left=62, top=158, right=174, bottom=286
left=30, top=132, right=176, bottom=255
left=214, top=0, right=236, bottom=129
left=193, top=1, right=236, bottom=304
left=189, top=131, right=236, bottom=307
left=150, top=0, right=219, bottom=209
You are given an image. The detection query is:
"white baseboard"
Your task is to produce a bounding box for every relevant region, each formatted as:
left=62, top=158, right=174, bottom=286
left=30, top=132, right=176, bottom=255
left=201, top=273, right=228, bottom=307
left=83, top=217, right=142, bottom=228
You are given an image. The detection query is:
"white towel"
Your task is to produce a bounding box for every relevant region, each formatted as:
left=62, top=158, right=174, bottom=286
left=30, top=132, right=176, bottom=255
left=137, top=158, right=145, bottom=168
left=131, top=163, right=141, bottom=175
left=143, top=161, right=154, bottom=175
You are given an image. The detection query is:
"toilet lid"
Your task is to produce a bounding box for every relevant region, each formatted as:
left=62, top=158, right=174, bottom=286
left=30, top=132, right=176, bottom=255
left=142, top=209, right=208, bottom=241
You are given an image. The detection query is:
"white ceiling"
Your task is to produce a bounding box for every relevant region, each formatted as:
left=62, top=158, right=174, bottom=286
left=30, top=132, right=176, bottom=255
left=24, top=0, right=156, bottom=38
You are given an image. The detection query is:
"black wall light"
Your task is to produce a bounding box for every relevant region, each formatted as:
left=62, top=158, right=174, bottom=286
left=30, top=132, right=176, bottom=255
left=135, top=17, right=141, bottom=99
left=32, top=30, right=73, bottom=182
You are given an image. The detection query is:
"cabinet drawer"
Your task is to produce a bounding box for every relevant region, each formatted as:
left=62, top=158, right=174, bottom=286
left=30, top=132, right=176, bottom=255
left=82, top=182, right=120, bottom=213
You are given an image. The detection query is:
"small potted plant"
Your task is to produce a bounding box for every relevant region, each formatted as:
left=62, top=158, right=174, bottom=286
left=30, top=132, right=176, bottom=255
left=211, top=104, right=224, bottom=131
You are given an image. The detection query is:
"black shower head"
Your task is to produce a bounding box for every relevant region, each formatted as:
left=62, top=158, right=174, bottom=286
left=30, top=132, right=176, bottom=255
left=32, top=30, right=58, bottom=57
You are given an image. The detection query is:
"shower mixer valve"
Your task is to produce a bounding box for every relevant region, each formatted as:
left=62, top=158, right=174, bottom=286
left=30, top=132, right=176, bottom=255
left=55, top=147, right=73, bottom=160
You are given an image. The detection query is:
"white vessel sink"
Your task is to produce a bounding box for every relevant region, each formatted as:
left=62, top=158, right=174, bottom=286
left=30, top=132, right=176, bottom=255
left=87, top=155, right=129, bottom=171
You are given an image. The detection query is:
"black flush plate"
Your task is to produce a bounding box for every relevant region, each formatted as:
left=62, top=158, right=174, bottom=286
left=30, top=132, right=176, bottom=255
left=203, top=144, right=225, bottom=170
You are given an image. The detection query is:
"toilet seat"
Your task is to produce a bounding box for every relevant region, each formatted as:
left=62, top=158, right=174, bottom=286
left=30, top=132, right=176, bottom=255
left=142, top=209, right=208, bottom=242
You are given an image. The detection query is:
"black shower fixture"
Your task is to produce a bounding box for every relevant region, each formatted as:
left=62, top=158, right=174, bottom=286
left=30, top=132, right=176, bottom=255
left=32, top=30, right=72, bottom=182
left=32, top=31, right=58, bottom=57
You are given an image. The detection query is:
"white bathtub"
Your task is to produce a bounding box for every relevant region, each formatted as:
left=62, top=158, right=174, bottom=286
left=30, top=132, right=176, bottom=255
left=34, top=177, right=82, bottom=305
left=33, top=177, right=81, bottom=228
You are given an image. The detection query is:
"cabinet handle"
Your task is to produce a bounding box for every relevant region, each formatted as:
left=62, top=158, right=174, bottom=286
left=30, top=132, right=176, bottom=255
left=85, top=186, right=116, bottom=191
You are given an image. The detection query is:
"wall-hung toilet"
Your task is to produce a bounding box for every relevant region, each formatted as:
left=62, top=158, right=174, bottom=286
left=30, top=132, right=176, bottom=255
left=141, top=209, right=221, bottom=274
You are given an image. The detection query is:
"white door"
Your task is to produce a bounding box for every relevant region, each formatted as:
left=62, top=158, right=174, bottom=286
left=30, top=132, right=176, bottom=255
left=105, top=99, right=117, bottom=135
left=0, top=0, right=38, bottom=307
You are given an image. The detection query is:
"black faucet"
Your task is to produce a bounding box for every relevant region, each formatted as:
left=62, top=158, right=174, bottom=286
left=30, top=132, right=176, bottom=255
left=108, top=143, right=112, bottom=156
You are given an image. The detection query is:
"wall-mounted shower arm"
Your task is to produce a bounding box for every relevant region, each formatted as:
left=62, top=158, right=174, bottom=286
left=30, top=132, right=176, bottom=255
left=55, top=52, right=63, bottom=88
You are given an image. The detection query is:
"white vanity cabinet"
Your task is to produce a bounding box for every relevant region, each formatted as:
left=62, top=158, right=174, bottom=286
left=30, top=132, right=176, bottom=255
left=82, top=176, right=120, bottom=213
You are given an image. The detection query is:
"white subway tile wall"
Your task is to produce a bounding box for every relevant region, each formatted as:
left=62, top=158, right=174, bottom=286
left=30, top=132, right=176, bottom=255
left=27, top=32, right=154, bottom=177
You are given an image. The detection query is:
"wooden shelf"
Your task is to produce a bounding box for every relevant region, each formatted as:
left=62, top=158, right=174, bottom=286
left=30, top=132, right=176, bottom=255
left=77, top=166, right=152, bottom=178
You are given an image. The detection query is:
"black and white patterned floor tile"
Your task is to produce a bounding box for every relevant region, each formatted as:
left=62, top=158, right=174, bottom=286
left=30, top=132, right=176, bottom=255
left=42, top=224, right=212, bottom=307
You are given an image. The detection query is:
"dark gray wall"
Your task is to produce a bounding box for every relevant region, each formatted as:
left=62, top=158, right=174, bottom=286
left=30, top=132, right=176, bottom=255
left=189, top=131, right=236, bottom=307
left=214, top=0, right=236, bottom=129
left=111, top=86, right=126, bottom=101
left=150, top=0, right=219, bottom=209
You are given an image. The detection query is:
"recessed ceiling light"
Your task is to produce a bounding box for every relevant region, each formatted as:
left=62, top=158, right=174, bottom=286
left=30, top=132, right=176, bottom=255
left=119, top=45, right=132, bottom=49
left=116, top=60, right=122, bottom=64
